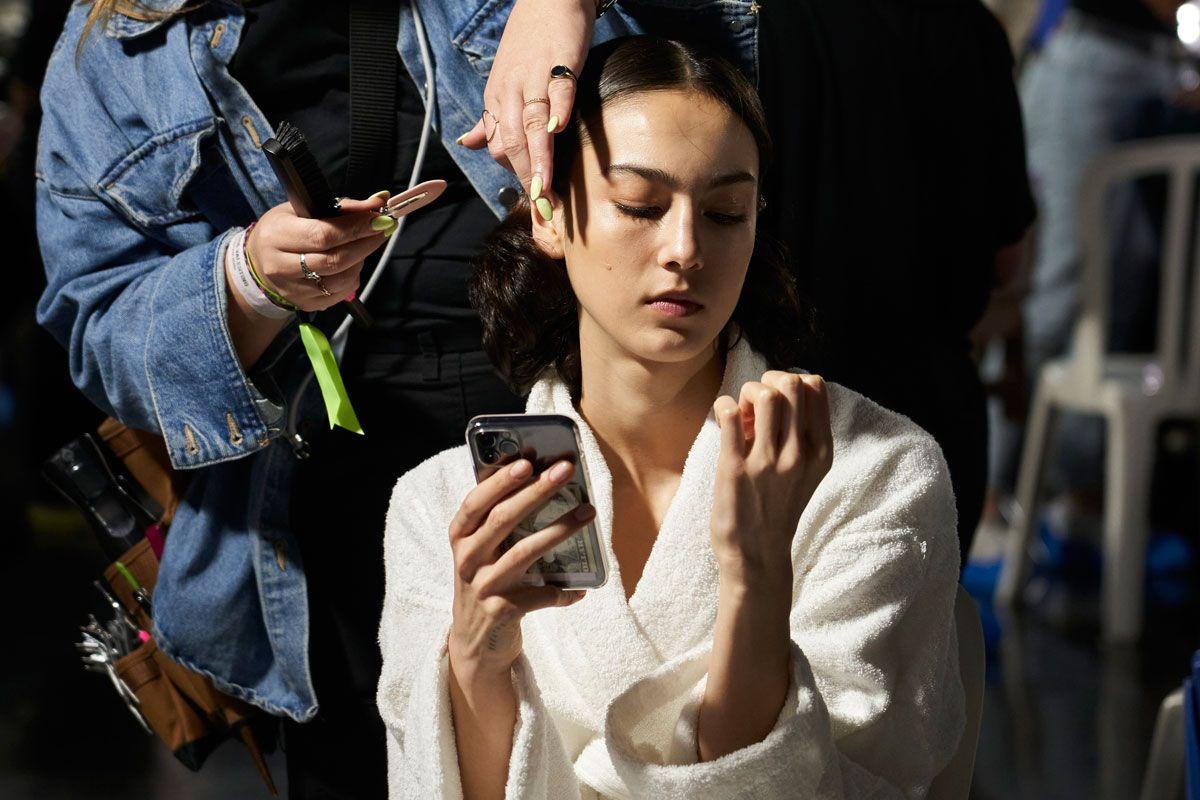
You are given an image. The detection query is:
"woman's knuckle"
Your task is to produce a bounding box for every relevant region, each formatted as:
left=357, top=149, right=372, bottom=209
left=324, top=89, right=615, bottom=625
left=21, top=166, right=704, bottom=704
left=455, top=558, right=475, bottom=584
left=460, top=495, right=482, bottom=519
left=486, top=505, right=513, bottom=532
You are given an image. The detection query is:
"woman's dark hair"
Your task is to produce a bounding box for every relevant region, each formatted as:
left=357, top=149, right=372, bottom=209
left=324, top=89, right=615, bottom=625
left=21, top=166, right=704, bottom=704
left=470, top=36, right=811, bottom=396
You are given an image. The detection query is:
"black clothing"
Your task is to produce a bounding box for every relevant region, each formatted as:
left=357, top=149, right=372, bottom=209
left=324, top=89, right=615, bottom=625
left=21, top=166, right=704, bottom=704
left=231, top=3, right=522, bottom=797
left=230, top=0, right=495, bottom=331
left=758, top=0, right=1036, bottom=563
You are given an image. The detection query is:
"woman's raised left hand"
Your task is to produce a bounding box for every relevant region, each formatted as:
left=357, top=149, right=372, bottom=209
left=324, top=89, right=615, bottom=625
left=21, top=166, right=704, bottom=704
left=710, top=372, right=834, bottom=589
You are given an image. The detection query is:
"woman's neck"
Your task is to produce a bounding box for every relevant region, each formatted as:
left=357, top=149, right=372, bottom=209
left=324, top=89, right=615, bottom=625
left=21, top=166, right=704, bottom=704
left=576, top=328, right=724, bottom=480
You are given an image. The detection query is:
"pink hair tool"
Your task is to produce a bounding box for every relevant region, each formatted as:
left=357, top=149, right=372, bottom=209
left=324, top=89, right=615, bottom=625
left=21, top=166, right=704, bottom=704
left=383, top=179, right=447, bottom=218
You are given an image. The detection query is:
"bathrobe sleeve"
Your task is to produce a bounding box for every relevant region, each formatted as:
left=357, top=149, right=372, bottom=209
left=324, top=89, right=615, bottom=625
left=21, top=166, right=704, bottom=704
left=377, top=458, right=581, bottom=800
left=600, top=427, right=965, bottom=800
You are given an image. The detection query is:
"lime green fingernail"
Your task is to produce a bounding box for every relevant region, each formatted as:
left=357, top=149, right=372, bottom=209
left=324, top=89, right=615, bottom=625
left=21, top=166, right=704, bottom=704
left=530, top=174, right=543, bottom=201
left=546, top=115, right=560, bottom=133
left=455, top=133, right=467, bottom=146
left=535, top=197, right=553, bottom=222
left=371, top=215, right=397, bottom=233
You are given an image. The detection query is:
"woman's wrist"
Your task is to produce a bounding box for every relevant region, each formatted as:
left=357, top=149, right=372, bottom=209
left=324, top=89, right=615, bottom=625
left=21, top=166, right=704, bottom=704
left=225, top=226, right=296, bottom=319
left=715, top=548, right=794, bottom=599
left=448, top=640, right=517, bottom=698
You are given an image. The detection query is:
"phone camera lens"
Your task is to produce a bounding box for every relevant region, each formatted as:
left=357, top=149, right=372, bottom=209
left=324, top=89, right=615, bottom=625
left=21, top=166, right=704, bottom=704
left=498, top=439, right=519, bottom=456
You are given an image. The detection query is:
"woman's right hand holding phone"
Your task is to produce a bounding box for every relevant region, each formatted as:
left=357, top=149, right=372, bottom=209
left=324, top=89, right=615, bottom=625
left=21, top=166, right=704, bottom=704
left=447, top=458, right=594, bottom=683
left=446, top=458, right=593, bottom=797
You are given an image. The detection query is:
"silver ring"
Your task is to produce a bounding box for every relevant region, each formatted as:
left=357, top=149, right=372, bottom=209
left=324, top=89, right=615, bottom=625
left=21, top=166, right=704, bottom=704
left=300, top=253, right=331, bottom=296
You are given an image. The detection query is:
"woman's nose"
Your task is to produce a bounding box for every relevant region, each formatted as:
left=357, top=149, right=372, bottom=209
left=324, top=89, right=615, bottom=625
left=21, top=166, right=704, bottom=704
left=659, top=206, right=702, bottom=272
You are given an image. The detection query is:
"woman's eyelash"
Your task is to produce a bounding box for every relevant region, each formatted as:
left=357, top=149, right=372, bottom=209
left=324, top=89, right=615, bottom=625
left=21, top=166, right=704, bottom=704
left=614, top=203, right=661, bottom=221
left=707, top=212, right=748, bottom=225
left=613, top=203, right=748, bottom=225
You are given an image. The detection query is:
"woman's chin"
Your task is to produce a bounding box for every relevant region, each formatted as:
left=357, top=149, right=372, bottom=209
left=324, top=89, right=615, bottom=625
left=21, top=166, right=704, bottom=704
left=628, top=324, right=720, bottom=364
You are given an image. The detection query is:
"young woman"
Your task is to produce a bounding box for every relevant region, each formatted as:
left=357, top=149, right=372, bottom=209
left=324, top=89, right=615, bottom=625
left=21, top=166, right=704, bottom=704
left=378, top=37, right=964, bottom=799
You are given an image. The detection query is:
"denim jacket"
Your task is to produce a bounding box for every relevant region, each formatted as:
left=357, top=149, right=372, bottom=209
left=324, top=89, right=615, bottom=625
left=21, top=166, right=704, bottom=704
left=36, top=0, right=759, bottom=721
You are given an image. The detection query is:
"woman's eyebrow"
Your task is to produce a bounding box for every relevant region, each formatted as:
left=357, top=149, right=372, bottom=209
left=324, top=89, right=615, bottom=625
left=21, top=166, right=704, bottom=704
left=606, top=163, right=757, bottom=190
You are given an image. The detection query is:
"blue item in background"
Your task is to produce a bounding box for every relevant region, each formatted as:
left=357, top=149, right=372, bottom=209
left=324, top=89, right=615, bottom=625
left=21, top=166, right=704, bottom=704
left=1027, top=0, right=1070, bottom=52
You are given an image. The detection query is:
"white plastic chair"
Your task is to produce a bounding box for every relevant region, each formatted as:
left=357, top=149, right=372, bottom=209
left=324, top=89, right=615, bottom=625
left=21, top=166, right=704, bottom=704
left=1140, top=687, right=1185, bottom=800
left=996, top=136, right=1200, bottom=643
left=928, top=586, right=986, bottom=800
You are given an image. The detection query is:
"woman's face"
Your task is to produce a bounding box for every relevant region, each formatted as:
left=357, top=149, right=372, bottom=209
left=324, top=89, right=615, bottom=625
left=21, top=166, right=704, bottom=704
left=546, top=89, right=760, bottom=367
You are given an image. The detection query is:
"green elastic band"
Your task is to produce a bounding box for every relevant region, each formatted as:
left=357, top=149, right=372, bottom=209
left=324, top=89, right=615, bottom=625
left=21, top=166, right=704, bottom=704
left=244, top=242, right=299, bottom=312
left=299, top=322, right=364, bottom=435
left=113, top=561, right=141, bottom=591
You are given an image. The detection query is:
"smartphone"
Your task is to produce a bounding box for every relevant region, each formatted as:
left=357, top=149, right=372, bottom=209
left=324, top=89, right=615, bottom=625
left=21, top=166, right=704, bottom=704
left=466, top=414, right=608, bottom=589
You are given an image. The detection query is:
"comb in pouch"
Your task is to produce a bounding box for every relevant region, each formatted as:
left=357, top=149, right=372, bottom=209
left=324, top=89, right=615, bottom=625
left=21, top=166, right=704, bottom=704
left=262, top=122, right=373, bottom=328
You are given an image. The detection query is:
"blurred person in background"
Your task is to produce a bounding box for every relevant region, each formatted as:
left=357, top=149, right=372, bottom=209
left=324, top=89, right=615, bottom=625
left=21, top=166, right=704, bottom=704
left=985, top=0, right=1199, bottom=535
left=755, top=0, right=1036, bottom=564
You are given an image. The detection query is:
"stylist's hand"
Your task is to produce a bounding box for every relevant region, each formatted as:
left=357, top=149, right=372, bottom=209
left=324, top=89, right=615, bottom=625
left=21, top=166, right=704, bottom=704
left=244, top=192, right=395, bottom=313
left=457, top=0, right=596, bottom=208
left=710, top=373, right=834, bottom=588
left=447, top=458, right=593, bottom=680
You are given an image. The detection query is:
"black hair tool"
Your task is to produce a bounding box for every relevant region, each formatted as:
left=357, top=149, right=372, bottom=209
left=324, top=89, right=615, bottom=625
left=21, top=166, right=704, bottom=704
left=262, top=122, right=374, bottom=328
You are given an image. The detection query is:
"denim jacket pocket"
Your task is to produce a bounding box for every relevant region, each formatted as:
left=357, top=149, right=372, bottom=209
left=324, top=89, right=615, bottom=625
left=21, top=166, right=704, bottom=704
left=97, top=117, right=220, bottom=229
left=450, top=0, right=514, bottom=77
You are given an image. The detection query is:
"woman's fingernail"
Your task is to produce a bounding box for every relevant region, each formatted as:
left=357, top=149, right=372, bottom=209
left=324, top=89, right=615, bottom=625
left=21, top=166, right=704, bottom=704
left=574, top=504, right=595, bottom=521
left=548, top=461, right=571, bottom=482
left=455, top=132, right=468, bottom=146
left=535, top=197, right=553, bottom=222
left=568, top=591, right=587, bottom=604
left=509, top=459, right=532, bottom=478
left=371, top=215, right=398, bottom=233
left=546, top=115, right=560, bottom=133
left=370, top=189, right=390, bottom=200
left=530, top=174, right=543, bottom=202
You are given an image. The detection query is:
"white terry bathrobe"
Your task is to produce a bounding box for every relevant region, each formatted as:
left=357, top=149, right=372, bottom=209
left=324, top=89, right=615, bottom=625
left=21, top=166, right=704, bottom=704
left=377, top=341, right=965, bottom=799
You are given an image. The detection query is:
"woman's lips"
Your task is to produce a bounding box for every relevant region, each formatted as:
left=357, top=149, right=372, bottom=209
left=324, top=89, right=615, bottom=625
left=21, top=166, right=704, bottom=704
left=647, top=294, right=703, bottom=317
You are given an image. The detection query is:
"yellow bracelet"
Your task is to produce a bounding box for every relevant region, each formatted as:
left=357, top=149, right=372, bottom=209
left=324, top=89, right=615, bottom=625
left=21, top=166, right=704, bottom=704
left=243, top=225, right=299, bottom=312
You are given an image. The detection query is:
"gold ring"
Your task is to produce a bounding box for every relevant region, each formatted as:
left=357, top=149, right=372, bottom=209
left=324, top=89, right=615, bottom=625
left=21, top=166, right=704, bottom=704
left=482, top=109, right=500, bottom=143
left=550, top=65, right=577, bottom=82
left=523, top=97, right=551, bottom=107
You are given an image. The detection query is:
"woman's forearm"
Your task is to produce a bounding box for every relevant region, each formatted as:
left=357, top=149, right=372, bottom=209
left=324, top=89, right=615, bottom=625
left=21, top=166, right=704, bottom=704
left=696, top=571, right=793, bottom=762
left=224, top=256, right=291, bottom=369
left=448, top=658, right=518, bottom=800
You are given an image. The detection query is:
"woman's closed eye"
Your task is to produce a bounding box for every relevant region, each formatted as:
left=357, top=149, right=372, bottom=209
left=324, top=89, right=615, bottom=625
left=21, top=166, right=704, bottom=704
left=613, top=202, right=749, bottom=226
left=614, top=201, right=662, bottom=221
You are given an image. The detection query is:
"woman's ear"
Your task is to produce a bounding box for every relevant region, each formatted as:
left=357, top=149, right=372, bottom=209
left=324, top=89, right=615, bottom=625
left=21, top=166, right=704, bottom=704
left=530, top=197, right=566, bottom=261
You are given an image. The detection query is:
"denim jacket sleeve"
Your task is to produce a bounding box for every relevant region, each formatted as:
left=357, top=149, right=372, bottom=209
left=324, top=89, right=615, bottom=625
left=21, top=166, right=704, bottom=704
left=35, top=11, right=283, bottom=470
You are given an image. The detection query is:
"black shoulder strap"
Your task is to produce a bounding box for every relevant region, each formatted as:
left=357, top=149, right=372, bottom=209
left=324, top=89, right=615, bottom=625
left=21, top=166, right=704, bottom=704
left=346, top=2, right=400, bottom=198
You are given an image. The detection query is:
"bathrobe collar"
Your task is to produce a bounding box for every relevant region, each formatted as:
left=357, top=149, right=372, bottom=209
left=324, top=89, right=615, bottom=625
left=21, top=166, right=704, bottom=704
left=522, top=339, right=772, bottom=666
